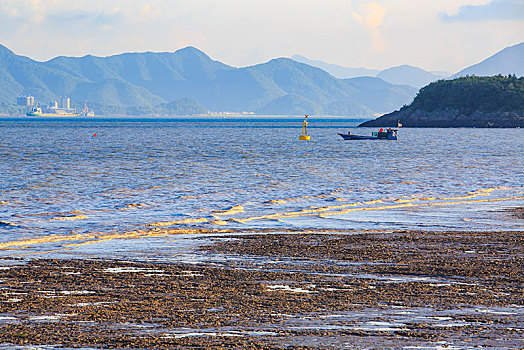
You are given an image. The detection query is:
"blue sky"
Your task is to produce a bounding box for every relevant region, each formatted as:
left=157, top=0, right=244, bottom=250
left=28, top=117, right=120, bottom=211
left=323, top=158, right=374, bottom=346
left=0, top=0, right=522, bottom=72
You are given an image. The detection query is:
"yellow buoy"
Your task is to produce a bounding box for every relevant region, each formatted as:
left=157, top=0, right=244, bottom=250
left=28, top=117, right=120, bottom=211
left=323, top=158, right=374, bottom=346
left=299, top=115, right=311, bottom=140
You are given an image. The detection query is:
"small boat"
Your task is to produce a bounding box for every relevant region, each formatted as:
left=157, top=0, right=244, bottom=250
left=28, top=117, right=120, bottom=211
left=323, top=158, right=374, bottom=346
left=338, top=128, right=398, bottom=140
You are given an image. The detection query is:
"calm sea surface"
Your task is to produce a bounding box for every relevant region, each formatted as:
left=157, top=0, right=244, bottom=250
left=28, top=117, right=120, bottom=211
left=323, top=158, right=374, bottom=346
left=0, top=117, right=522, bottom=259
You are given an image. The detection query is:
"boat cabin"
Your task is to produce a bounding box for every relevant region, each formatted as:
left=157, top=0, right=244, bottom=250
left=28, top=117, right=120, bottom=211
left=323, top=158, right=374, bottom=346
left=372, top=129, right=397, bottom=139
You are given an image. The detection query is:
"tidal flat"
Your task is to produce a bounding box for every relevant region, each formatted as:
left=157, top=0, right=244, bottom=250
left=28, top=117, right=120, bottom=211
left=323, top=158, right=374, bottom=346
left=0, top=230, right=522, bottom=349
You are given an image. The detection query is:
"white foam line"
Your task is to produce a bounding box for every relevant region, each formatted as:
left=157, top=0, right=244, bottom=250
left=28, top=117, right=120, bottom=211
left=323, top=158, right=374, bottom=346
left=163, top=332, right=244, bottom=339
left=104, top=267, right=165, bottom=273
left=29, top=315, right=61, bottom=321
left=404, top=347, right=463, bottom=350
left=266, top=284, right=316, bottom=293
left=60, top=290, right=95, bottom=295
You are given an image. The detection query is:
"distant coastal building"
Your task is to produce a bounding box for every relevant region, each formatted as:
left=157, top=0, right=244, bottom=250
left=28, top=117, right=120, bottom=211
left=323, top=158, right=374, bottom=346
left=22, top=95, right=93, bottom=117
left=60, top=96, right=70, bottom=109
left=16, top=96, right=35, bottom=106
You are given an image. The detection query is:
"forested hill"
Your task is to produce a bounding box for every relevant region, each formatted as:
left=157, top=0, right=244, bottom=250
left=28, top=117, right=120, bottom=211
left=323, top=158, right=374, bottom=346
left=359, top=75, right=524, bottom=128
left=0, top=44, right=416, bottom=116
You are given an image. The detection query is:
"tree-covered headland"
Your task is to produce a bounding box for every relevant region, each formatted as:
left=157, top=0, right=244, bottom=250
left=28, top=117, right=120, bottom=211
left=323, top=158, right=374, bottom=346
left=360, top=75, right=524, bottom=127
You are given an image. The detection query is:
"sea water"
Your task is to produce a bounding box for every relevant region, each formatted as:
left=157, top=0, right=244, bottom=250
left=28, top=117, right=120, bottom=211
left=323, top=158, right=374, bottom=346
left=0, top=117, right=522, bottom=258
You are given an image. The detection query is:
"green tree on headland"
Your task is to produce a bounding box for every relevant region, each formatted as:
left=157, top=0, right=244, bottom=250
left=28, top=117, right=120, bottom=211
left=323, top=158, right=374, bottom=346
left=407, top=75, right=524, bottom=115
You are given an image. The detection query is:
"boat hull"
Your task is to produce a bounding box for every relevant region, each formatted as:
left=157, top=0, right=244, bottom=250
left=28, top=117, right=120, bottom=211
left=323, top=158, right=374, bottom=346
left=27, top=112, right=81, bottom=117
left=338, top=133, right=397, bottom=140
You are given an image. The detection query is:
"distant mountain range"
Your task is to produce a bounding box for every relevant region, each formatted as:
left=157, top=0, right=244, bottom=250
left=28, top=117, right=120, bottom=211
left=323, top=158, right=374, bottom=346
left=0, top=44, right=416, bottom=116
left=1, top=41, right=522, bottom=116
left=292, top=55, right=448, bottom=88
left=452, top=42, right=524, bottom=78
left=375, top=65, right=446, bottom=89
left=293, top=42, right=524, bottom=88
left=291, top=55, right=379, bottom=79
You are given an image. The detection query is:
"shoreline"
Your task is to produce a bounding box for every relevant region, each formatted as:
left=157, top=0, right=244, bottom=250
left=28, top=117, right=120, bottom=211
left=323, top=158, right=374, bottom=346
left=1, top=230, right=522, bottom=349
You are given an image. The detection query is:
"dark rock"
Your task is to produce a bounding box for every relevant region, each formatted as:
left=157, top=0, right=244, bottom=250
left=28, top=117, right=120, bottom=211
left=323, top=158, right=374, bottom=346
left=359, top=109, right=524, bottom=128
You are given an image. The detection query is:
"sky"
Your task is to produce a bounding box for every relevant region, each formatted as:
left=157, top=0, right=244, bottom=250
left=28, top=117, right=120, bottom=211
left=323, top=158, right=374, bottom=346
left=0, top=0, right=523, bottom=73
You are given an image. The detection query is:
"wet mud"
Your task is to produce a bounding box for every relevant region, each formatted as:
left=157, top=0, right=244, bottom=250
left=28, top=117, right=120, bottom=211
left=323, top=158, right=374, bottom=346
left=505, top=206, right=524, bottom=219
left=0, top=230, right=522, bottom=349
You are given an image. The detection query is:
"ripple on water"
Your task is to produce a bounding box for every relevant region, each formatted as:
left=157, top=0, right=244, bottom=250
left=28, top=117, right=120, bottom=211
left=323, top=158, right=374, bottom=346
left=0, top=122, right=522, bottom=257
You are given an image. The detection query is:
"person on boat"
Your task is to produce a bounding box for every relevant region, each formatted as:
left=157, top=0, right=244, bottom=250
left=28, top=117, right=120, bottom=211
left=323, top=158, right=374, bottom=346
left=379, top=128, right=384, bottom=132
left=347, top=131, right=351, bottom=135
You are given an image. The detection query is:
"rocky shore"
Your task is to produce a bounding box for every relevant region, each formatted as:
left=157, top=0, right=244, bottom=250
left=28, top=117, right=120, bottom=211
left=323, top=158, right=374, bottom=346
left=358, top=109, right=524, bottom=128
left=0, top=230, right=522, bottom=349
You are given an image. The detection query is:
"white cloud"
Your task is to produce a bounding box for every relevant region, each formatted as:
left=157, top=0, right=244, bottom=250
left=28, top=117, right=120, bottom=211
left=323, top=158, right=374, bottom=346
left=440, top=0, right=524, bottom=22
left=351, top=1, right=388, bottom=53
left=352, top=1, right=387, bottom=28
